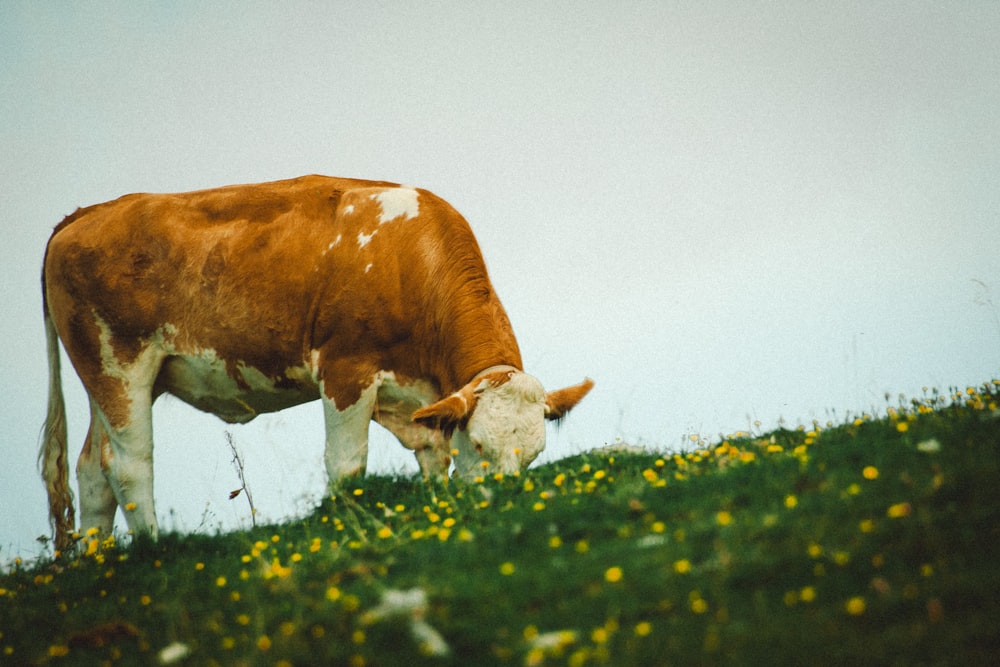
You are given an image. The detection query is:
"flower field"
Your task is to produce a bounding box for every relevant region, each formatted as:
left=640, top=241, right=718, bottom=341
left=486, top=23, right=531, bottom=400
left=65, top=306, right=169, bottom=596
left=2, top=382, right=999, bottom=665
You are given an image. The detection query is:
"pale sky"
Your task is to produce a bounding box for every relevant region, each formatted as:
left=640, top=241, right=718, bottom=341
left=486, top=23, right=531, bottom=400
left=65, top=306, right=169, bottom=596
left=2, top=2, right=998, bottom=563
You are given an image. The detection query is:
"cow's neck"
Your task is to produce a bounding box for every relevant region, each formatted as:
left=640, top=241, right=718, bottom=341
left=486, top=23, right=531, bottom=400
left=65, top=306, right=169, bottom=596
left=430, top=290, right=523, bottom=394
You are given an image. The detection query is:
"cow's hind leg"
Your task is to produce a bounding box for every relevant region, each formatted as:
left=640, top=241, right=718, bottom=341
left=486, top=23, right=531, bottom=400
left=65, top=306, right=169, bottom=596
left=101, top=390, right=159, bottom=541
left=76, top=399, right=118, bottom=537
left=85, top=337, right=166, bottom=542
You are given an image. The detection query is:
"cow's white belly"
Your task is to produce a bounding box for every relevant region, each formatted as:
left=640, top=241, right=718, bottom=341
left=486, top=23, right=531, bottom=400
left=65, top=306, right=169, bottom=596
left=156, top=351, right=318, bottom=424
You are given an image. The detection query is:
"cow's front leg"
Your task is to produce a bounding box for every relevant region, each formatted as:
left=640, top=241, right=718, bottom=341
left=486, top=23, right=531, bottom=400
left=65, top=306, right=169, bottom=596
left=321, top=381, right=379, bottom=483
left=382, top=423, right=452, bottom=480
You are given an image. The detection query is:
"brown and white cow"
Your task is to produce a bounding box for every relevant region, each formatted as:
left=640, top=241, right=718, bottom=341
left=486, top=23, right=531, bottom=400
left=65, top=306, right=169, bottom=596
left=40, top=175, right=593, bottom=549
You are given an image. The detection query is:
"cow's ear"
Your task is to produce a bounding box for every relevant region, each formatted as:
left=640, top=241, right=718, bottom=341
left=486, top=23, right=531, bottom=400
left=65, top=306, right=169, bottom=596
left=544, top=378, right=595, bottom=421
left=413, top=390, right=476, bottom=439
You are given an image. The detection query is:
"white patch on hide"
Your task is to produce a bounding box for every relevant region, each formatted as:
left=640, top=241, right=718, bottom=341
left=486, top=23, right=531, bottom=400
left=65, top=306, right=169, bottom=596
left=238, top=362, right=284, bottom=392
left=375, top=371, right=439, bottom=409
left=95, top=315, right=125, bottom=381
left=94, top=314, right=174, bottom=387
left=323, top=235, right=342, bottom=255
left=309, top=349, right=321, bottom=376
left=372, top=187, right=420, bottom=225
left=358, top=231, right=376, bottom=248
left=157, top=347, right=316, bottom=424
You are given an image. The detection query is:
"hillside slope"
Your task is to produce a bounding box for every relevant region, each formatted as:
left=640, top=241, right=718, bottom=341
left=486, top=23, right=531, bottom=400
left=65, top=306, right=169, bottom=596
left=2, top=383, right=998, bottom=665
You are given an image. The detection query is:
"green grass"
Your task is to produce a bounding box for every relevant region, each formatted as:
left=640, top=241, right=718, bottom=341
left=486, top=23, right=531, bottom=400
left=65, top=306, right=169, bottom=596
left=3, top=382, right=999, bottom=665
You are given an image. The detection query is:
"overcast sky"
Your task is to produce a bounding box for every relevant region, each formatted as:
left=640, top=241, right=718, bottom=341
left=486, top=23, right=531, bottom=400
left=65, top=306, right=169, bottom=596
left=2, top=2, right=998, bottom=563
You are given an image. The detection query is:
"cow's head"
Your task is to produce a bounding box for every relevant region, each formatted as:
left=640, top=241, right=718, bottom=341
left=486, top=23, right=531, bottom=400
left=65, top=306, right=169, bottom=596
left=412, top=369, right=594, bottom=480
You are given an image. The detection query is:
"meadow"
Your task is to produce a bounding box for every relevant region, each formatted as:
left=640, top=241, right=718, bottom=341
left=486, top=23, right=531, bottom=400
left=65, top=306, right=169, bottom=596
left=2, top=382, right=998, bottom=665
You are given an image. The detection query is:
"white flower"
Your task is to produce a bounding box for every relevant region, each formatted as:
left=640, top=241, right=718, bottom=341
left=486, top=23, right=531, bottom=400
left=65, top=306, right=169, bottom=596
left=157, top=642, right=191, bottom=665
left=917, top=438, right=941, bottom=453
left=362, top=588, right=452, bottom=657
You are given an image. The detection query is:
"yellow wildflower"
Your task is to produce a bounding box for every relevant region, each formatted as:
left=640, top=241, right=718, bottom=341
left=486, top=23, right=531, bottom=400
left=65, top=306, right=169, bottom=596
left=845, top=597, right=866, bottom=615
left=887, top=502, right=912, bottom=519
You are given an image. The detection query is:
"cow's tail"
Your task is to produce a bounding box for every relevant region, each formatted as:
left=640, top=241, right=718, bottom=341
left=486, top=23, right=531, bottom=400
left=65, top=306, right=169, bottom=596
left=39, top=271, right=74, bottom=552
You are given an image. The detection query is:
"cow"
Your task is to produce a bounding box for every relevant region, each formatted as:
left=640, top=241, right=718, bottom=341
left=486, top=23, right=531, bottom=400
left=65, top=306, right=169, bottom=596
left=40, top=175, right=593, bottom=550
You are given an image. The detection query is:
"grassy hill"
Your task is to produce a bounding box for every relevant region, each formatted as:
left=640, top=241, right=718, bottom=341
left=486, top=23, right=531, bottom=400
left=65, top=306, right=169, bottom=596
left=2, top=382, right=998, bottom=665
